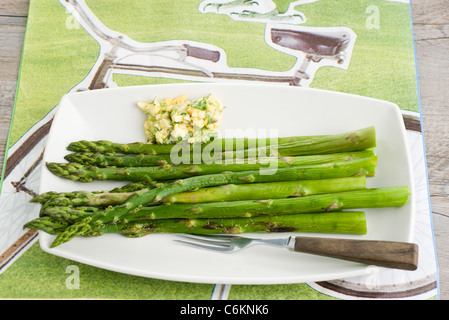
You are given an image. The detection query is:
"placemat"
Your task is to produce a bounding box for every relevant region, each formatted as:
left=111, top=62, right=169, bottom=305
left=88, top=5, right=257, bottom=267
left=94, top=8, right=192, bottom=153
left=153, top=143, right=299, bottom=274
left=0, top=0, right=439, bottom=300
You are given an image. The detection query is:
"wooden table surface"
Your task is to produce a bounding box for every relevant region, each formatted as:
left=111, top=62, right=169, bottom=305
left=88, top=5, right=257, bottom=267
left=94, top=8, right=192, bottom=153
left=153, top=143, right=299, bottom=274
left=0, top=0, right=447, bottom=299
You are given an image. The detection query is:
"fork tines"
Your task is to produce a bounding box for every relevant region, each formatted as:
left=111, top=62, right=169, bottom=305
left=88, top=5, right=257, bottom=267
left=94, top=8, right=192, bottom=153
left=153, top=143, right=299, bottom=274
left=174, top=234, right=235, bottom=252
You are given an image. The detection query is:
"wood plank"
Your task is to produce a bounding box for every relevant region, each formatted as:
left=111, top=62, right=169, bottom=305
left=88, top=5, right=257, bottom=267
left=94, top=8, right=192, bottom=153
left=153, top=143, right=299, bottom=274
left=0, top=0, right=29, bottom=17
left=411, top=0, right=449, bottom=25
left=0, top=14, right=27, bottom=174
left=411, top=1, right=449, bottom=299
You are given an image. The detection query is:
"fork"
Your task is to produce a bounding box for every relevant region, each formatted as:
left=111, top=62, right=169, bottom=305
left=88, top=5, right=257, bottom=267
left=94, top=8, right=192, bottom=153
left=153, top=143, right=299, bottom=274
left=174, top=234, right=419, bottom=271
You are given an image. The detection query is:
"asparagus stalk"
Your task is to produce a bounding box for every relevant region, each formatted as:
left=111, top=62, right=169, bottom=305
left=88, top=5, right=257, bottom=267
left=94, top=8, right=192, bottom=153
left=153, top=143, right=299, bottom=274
left=31, top=189, right=137, bottom=209
left=64, top=149, right=376, bottom=167
left=23, top=216, right=69, bottom=234
left=48, top=160, right=376, bottom=247
left=66, top=126, right=376, bottom=156
left=31, top=191, right=60, bottom=205
left=46, top=156, right=377, bottom=183
left=32, top=180, right=169, bottom=211
left=40, top=206, right=100, bottom=223
left=65, top=152, right=176, bottom=167
left=25, top=211, right=368, bottom=237
left=33, top=181, right=172, bottom=211
left=108, top=180, right=170, bottom=192
left=96, top=211, right=368, bottom=237
left=123, top=186, right=410, bottom=220
left=31, top=181, right=167, bottom=206
left=36, top=176, right=367, bottom=209
left=162, top=176, right=367, bottom=204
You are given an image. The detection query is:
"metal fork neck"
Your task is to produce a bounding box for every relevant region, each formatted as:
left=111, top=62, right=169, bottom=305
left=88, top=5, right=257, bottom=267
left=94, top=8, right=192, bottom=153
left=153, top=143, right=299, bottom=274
left=253, top=236, right=294, bottom=249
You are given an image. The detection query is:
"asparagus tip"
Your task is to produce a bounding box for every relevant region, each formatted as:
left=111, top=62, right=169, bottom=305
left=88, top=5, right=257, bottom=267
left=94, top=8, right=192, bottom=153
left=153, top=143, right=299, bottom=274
left=46, top=162, right=96, bottom=183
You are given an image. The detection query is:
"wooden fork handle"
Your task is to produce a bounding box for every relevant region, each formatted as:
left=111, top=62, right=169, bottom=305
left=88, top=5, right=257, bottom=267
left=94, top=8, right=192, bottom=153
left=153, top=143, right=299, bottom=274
left=293, top=236, right=419, bottom=271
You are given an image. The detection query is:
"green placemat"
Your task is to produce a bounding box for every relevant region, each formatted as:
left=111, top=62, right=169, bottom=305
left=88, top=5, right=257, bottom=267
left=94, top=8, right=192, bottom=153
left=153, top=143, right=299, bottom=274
left=0, top=0, right=438, bottom=300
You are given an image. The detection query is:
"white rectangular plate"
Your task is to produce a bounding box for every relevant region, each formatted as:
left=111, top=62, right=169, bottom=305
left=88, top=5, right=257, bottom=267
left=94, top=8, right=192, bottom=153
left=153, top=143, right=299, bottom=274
left=38, top=83, right=414, bottom=284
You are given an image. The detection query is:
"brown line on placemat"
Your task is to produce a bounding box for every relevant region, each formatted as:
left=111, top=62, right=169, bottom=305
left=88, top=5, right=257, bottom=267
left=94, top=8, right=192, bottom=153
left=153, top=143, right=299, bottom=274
left=403, top=116, right=421, bottom=132
left=211, top=284, right=231, bottom=300
left=4, top=117, right=53, bottom=179
left=0, top=229, right=38, bottom=272
left=112, top=63, right=293, bottom=84
left=10, top=149, right=45, bottom=198
left=314, top=279, right=437, bottom=299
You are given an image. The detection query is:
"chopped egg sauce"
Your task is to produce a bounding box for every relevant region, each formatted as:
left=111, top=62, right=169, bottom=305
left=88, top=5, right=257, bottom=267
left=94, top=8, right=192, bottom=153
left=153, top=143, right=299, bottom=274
left=137, top=94, right=224, bottom=144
